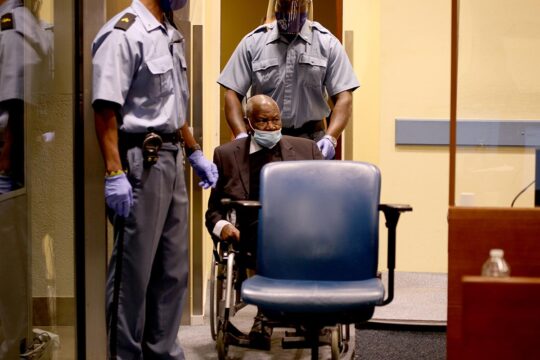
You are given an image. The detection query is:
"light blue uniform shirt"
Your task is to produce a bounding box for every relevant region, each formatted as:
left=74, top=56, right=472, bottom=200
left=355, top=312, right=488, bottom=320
left=92, top=0, right=188, bottom=133
left=0, top=0, right=51, bottom=104
left=218, top=20, right=360, bottom=129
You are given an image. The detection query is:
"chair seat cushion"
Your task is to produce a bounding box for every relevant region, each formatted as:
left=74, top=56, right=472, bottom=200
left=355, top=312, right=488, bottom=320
left=241, top=275, right=385, bottom=313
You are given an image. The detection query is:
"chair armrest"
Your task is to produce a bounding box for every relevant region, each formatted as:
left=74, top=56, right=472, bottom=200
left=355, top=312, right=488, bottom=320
left=378, top=204, right=412, bottom=306
left=220, top=198, right=262, bottom=210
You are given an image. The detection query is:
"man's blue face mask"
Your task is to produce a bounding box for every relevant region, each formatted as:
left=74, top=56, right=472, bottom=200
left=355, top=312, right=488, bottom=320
left=249, top=121, right=282, bottom=148
left=161, top=0, right=187, bottom=11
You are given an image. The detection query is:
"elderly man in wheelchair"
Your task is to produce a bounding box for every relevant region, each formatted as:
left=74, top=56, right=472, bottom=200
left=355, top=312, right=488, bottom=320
left=205, top=94, right=323, bottom=350
left=206, top=99, right=411, bottom=360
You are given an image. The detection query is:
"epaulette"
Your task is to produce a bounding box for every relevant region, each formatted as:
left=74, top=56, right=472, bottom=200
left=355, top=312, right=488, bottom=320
left=1, top=13, right=14, bottom=31
left=114, top=13, right=136, bottom=31
left=310, top=21, right=329, bottom=34
left=252, top=23, right=269, bottom=34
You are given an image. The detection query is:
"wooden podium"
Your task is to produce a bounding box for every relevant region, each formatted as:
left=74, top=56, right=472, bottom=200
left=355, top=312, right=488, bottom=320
left=447, top=207, right=540, bottom=359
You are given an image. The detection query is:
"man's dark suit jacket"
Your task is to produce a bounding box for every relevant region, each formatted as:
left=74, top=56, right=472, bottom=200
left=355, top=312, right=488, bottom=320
left=205, top=135, right=323, bottom=239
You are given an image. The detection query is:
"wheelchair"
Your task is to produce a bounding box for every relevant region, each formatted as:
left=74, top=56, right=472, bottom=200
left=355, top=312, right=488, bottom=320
left=209, top=161, right=412, bottom=360
left=209, top=199, right=263, bottom=357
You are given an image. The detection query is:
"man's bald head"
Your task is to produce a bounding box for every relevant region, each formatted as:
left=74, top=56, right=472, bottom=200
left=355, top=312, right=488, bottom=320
left=246, top=95, right=282, bottom=132
left=246, top=95, right=279, bottom=119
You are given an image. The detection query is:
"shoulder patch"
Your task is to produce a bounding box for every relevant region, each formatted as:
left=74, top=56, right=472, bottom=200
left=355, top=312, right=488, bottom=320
left=114, top=13, right=136, bottom=31
left=1, top=13, right=14, bottom=31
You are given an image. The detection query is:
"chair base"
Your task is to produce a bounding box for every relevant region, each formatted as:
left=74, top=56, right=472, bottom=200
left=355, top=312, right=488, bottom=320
left=216, top=313, right=356, bottom=360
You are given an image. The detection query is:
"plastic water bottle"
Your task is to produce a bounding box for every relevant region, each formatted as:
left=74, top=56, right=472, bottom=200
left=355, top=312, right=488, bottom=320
left=481, top=249, right=510, bottom=277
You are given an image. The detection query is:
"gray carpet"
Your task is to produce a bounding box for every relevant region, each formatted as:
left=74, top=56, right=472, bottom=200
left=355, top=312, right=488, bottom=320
left=371, top=272, right=447, bottom=326
left=354, top=326, right=446, bottom=360
left=178, top=324, right=446, bottom=360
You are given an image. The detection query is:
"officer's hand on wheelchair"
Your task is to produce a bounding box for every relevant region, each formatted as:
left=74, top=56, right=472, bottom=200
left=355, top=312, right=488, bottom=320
left=188, top=150, right=219, bottom=189
left=316, top=137, right=336, bottom=160
left=105, top=172, right=133, bottom=218
left=220, top=224, right=240, bottom=242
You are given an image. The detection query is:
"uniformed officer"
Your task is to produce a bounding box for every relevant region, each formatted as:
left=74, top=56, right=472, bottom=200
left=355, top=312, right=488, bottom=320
left=218, top=0, right=360, bottom=160
left=0, top=1, right=52, bottom=357
left=0, top=0, right=51, bottom=194
left=92, top=0, right=218, bottom=359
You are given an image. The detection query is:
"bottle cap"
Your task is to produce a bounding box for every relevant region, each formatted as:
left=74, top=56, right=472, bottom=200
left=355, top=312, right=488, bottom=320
left=490, top=248, right=504, bottom=257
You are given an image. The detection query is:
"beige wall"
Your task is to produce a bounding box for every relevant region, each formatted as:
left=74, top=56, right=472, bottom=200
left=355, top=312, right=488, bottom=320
left=191, top=0, right=222, bottom=320
left=344, top=0, right=451, bottom=272
left=343, top=0, right=381, bottom=164
left=343, top=0, right=540, bottom=273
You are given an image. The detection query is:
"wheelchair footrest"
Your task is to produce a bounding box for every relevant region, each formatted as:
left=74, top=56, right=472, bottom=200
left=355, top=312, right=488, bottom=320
left=224, top=322, right=251, bottom=347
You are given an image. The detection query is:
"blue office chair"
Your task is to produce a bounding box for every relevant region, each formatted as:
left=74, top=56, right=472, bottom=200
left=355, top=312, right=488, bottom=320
left=241, top=160, right=411, bottom=359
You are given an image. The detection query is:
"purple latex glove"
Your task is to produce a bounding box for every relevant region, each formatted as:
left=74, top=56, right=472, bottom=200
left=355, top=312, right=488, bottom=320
left=0, top=174, right=13, bottom=194
left=188, top=150, right=219, bottom=189
left=235, top=132, right=248, bottom=140
left=105, top=173, right=133, bottom=217
left=317, top=138, right=336, bottom=160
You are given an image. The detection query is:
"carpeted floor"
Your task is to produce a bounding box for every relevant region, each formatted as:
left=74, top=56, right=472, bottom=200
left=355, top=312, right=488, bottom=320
left=179, top=323, right=446, bottom=359
left=354, top=325, right=446, bottom=360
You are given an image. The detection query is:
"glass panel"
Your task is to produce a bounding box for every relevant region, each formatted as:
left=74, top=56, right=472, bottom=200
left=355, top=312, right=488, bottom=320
left=456, top=0, right=540, bottom=208
left=0, top=0, right=76, bottom=358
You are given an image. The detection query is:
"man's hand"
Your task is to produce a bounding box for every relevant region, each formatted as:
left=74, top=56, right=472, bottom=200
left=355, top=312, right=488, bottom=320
left=188, top=150, right=219, bottom=189
left=220, top=224, right=240, bottom=242
left=317, top=137, right=336, bottom=160
left=105, top=172, right=133, bottom=217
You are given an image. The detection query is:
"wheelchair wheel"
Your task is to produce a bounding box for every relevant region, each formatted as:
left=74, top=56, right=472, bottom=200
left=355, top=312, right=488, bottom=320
left=210, top=244, right=228, bottom=341
left=209, top=258, right=219, bottom=340
left=216, top=327, right=228, bottom=360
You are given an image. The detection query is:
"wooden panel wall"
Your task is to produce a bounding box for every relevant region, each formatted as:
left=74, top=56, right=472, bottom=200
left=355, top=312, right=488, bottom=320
left=447, top=207, right=540, bottom=358
left=460, top=276, right=540, bottom=359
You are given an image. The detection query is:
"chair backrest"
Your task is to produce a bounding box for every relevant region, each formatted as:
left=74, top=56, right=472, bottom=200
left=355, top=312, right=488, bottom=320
left=257, top=161, right=381, bottom=281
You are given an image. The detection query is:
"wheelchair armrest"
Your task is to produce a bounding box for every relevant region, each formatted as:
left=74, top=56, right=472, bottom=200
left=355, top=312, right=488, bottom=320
left=378, top=203, right=413, bottom=306
left=220, top=198, right=262, bottom=210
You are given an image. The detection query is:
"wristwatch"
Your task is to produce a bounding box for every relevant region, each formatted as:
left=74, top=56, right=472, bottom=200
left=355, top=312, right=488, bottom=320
left=105, top=169, right=125, bottom=178
left=323, top=134, right=338, bottom=148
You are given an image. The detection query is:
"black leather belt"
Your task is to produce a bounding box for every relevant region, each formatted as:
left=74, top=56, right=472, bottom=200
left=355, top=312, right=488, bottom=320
left=120, top=131, right=180, bottom=148
left=282, top=120, right=324, bottom=136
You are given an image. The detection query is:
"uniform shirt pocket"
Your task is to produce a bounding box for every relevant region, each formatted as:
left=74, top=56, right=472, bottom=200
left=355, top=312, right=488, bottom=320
left=146, top=55, right=174, bottom=98
left=298, top=54, right=327, bottom=88
left=252, top=57, right=280, bottom=94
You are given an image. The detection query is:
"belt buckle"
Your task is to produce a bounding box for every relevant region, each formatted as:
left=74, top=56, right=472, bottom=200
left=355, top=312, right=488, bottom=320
left=142, top=132, right=162, bottom=168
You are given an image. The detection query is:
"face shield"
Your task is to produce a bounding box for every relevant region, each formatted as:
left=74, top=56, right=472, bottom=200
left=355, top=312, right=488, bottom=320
left=274, top=0, right=309, bottom=35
